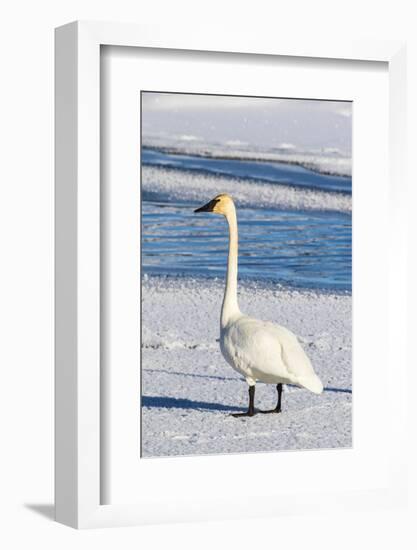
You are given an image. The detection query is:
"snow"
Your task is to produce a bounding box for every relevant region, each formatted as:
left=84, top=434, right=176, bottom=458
left=141, top=275, right=352, bottom=458
left=142, top=165, right=352, bottom=213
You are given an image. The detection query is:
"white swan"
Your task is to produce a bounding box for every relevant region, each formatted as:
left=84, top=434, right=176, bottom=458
left=194, top=193, right=323, bottom=417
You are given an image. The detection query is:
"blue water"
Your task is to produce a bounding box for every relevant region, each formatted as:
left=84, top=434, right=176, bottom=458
left=141, top=149, right=352, bottom=292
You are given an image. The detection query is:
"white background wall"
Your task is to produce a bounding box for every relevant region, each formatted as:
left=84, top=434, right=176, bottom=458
left=0, top=0, right=416, bottom=548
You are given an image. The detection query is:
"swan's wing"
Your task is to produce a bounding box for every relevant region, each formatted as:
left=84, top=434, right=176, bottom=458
left=227, top=316, right=273, bottom=353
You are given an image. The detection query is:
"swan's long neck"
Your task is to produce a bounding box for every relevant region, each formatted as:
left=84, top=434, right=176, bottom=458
left=221, top=207, right=240, bottom=328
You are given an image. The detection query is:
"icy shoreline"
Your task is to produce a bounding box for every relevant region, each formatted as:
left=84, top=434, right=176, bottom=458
left=141, top=275, right=352, bottom=458
left=142, top=143, right=352, bottom=177
left=142, top=165, right=352, bottom=213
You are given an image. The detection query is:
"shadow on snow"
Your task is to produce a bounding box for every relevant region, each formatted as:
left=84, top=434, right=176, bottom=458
left=141, top=395, right=243, bottom=413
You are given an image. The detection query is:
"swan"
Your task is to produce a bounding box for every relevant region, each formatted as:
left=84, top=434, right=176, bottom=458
left=194, top=193, right=323, bottom=417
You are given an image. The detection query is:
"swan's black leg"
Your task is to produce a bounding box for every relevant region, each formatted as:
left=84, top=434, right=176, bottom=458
left=276, top=383, right=283, bottom=412
left=231, top=385, right=255, bottom=417
left=260, top=383, right=283, bottom=414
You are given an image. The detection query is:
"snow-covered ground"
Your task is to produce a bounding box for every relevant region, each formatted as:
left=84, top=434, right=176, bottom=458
left=141, top=275, right=352, bottom=458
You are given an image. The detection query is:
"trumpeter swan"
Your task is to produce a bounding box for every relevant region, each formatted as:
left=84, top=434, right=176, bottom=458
left=194, top=193, right=323, bottom=417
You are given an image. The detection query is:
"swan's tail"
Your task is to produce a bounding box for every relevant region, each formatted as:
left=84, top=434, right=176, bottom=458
left=298, top=375, right=324, bottom=394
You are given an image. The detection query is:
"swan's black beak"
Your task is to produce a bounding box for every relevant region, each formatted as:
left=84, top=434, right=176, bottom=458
left=194, top=198, right=219, bottom=213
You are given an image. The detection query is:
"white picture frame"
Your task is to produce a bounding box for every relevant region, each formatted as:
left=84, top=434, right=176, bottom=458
left=55, top=21, right=407, bottom=529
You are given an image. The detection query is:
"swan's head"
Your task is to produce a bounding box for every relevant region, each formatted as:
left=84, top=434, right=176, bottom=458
left=194, top=193, right=235, bottom=217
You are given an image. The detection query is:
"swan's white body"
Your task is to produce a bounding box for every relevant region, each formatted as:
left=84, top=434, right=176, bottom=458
left=198, top=193, right=323, bottom=396
left=220, top=315, right=323, bottom=393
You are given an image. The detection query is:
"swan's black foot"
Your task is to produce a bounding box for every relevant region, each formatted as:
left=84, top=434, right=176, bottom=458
left=231, top=410, right=256, bottom=418
left=231, top=386, right=255, bottom=418
left=259, top=383, right=283, bottom=414
left=259, top=407, right=281, bottom=414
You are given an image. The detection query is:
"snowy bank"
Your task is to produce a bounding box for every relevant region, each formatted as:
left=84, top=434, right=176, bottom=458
left=142, top=165, right=352, bottom=213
